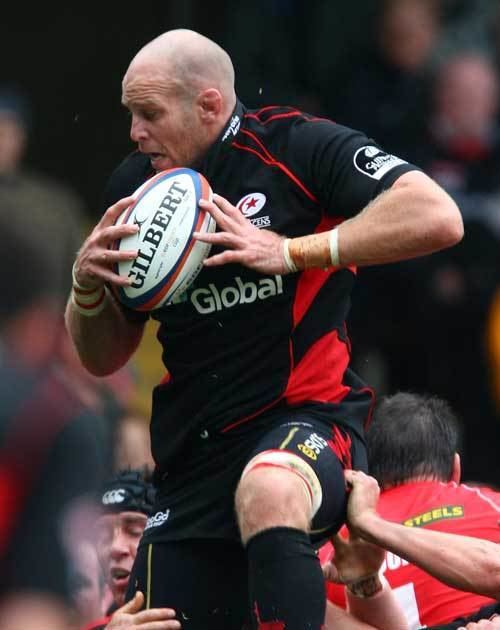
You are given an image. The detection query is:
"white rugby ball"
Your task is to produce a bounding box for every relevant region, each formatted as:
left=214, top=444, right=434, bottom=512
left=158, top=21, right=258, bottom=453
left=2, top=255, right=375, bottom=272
left=112, top=167, right=215, bottom=311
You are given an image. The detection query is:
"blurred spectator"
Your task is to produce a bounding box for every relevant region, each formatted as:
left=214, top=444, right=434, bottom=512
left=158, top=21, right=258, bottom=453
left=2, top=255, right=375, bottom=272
left=0, top=85, right=141, bottom=463
left=331, top=0, right=441, bottom=156
left=411, top=52, right=500, bottom=195
left=0, top=85, right=88, bottom=299
left=436, top=0, right=500, bottom=62
left=406, top=51, right=500, bottom=484
left=349, top=50, right=500, bottom=484
left=321, top=392, right=500, bottom=628
left=0, top=88, right=127, bottom=626
left=0, top=208, right=110, bottom=629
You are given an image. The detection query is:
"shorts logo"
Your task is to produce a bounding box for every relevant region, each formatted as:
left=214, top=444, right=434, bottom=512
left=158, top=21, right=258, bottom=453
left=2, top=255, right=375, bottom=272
left=102, top=489, right=126, bottom=505
left=297, top=432, right=328, bottom=461
left=144, top=509, right=170, bottom=530
left=354, top=146, right=407, bottom=180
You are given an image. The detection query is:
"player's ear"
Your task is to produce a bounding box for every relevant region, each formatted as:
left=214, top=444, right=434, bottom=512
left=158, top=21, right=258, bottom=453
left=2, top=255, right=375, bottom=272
left=197, top=88, right=222, bottom=122
left=451, top=452, right=461, bottom=484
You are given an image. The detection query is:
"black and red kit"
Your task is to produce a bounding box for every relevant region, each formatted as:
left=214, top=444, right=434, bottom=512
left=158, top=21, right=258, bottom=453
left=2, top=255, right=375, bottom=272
left=103, top=100, right=420, bottom=543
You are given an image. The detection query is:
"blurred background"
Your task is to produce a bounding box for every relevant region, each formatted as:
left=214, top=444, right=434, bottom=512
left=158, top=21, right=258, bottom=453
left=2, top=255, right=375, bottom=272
left=1, top=0, right=500, bottom=625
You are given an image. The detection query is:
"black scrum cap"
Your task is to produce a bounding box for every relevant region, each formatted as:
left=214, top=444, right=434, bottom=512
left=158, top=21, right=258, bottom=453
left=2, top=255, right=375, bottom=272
left=99, top=469, right=156, bottom=516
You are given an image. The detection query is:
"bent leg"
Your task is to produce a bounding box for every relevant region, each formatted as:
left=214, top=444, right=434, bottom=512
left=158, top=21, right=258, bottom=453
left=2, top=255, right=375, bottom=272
left=236, top=422, right=351, bottom=629
left=237, top=466, right=326, bottom=630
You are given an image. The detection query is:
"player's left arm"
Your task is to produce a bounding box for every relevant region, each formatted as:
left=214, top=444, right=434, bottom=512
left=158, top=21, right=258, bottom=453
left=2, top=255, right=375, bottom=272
left=331, top=169, right=463, bottom=267
left=195, top=171, right=462, bottom=274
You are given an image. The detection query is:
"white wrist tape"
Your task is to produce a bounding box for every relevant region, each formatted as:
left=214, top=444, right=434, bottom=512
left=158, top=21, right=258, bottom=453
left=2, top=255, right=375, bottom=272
left=71, top=286, right=108, bottom=317
left=329, top=228, right=340, bottom=267
left=283, top=238, right=298, bottom=273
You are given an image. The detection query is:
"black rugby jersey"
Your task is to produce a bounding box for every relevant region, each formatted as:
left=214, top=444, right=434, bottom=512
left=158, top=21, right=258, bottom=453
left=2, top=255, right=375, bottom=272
left=102, top=100, right=420, bottom=471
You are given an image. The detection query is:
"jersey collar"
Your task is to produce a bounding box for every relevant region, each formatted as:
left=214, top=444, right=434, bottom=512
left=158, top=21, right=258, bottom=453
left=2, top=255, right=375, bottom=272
left=195, top=99, right=245, bottom=181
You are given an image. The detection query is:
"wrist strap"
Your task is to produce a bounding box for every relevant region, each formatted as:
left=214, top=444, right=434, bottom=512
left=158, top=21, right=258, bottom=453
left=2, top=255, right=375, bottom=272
left=283, top=238, right=298, bottom=273
left=284, top=228, right=341, bottom=272
left=329, top=227, right=340, bottom=266
left=345, top=573, right=384, bottom=599
left=71, top=286, right=108, bottom=317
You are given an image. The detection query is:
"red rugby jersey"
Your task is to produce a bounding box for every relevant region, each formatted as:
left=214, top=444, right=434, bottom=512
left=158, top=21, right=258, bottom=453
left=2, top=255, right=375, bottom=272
left=320, top=481, right=500, bottom=628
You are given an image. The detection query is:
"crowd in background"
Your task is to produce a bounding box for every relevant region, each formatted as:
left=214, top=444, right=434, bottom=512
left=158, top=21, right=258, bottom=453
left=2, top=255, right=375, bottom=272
left=0, top=0, right=500, bottom=628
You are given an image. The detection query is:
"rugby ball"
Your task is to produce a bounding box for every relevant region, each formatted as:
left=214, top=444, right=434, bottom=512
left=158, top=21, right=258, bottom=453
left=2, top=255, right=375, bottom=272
left=112, top=167, right=215, bottom=311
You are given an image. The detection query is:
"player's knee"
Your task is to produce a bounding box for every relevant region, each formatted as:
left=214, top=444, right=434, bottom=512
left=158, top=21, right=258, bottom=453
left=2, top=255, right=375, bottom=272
left=235, top=452, right=322, bottom=542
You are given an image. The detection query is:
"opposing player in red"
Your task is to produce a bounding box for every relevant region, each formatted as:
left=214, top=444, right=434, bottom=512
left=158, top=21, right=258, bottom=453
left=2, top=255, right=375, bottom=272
left=320, top=392, right=500, bottom=629
left=66, top=29, right=463, bottom=629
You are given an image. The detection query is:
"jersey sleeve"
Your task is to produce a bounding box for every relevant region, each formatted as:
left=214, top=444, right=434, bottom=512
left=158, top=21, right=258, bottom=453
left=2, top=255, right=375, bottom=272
left=289, top=118, right=422, bottom=218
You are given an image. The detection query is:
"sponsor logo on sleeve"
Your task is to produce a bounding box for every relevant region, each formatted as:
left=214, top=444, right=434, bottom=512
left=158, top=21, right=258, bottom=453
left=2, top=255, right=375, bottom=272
left=354, top=146, right=407, bottom=180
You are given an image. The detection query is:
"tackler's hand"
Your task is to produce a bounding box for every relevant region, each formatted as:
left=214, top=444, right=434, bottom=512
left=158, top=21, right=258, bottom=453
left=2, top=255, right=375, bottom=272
left=106, top=591, right=182, bottom=629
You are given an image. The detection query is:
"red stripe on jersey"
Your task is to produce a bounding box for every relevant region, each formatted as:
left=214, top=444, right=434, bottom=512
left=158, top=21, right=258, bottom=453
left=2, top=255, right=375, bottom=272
left=292, top=268, right=334, bottom=327
left=328, top=425, right=353, bottom=470
left=221, top=395, right=284, bottom=433
left=222, top=341, right=295, bottom=433
left=254, top=602, right=286, bottom=630
left=292, top=214, right=350, bottom=327
left=285, top=329, right=350, bottom=405
left=232, top=139, right=318, bottom=203
left=239, top=129, right=275, bottom=161
left=246, top=105, right=300, bottom=120
left=245, top=111, right=303, bottom=125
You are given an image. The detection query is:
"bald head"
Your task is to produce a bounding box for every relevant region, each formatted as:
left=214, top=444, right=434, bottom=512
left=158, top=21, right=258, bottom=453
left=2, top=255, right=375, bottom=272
left=125, top=29, right=235, bottom=106
left=121, top=30, right=237, bottom=171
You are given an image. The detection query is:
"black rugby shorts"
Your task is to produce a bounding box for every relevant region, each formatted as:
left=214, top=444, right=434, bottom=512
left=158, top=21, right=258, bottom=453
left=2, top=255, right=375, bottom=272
left=140, top=405, right=367, bottom=545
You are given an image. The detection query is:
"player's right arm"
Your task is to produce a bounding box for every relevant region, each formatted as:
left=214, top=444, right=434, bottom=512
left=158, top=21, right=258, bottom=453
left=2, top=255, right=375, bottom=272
left=65, top=196, right=145, bottom=376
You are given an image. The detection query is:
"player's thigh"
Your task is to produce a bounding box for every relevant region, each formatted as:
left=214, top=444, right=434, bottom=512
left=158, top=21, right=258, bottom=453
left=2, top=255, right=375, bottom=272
left=127, top=538, right=250, bottom=630
left=245, top=421, right=351, bottom=541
